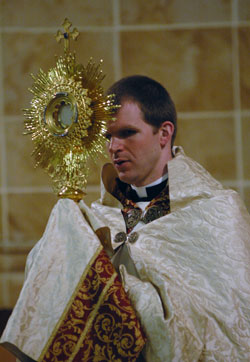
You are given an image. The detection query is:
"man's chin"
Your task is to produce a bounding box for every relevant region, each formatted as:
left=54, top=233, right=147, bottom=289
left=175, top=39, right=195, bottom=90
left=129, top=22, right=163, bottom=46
left=117, top=172, right=134, bottom=185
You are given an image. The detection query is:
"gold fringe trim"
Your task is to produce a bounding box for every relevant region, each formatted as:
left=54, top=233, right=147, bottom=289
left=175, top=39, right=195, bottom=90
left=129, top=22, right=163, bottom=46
left=68, top=271, right=117, bottom=362
left=38, top=244, right=103, bottom=362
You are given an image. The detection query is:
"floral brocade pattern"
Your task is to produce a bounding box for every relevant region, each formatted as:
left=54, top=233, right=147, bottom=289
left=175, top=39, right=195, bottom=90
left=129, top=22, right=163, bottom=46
left=40, top=249, right=146, bottom=362
left=113, top=180, right=171, bottom=233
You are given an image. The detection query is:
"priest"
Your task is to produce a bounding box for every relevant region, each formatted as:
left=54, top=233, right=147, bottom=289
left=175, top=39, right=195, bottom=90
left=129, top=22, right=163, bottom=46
left=1, top=75, right=250, bottom=361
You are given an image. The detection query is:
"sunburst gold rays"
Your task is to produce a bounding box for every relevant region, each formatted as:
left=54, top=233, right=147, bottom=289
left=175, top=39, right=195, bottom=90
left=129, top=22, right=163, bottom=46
left=24, top=33, right=118, bottom=200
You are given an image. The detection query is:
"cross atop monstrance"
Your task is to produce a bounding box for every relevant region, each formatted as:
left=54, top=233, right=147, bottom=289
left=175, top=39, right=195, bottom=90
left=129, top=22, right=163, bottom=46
left=55, top=18, right=79, bottom=53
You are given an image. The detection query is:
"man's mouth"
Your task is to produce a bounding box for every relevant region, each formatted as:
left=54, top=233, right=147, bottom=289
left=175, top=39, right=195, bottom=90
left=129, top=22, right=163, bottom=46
left=114, top=159, right=129, bottom=167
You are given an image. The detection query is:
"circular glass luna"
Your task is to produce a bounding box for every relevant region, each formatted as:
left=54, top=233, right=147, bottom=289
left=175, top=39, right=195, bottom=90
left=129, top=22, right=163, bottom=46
left=44, top=92, right=78, bottom=136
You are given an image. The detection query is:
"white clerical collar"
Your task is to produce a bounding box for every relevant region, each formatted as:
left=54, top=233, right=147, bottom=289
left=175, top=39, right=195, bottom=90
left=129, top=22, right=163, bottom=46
left=131, top=173, right=168, bottom=198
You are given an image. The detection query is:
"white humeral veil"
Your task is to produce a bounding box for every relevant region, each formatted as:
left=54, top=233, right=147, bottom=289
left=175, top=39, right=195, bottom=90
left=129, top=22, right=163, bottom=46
left=0, top=198, right=104, bottom=361
left=90, top=147, right=250, bottom=361
left=1, top=146, right=250, bottom=361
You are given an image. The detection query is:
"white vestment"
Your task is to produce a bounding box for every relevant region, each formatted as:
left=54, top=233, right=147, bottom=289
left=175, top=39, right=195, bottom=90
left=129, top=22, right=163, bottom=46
left=1, top=146, right=250, bottom=361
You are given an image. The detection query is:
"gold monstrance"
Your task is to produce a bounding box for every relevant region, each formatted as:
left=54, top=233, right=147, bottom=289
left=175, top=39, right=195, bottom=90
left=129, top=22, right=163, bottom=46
left=24, top=19, right=117, bottom=201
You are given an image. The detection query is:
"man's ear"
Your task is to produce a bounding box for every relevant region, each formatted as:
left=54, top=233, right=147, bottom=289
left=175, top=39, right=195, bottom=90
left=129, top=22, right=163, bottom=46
left=159, top=121, right=174, bottom=147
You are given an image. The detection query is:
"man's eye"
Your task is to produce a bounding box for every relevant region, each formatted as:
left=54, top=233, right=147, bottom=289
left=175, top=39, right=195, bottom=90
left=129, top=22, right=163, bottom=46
left=121, top=130, right=136, bottom=138
left=104, top=133, right=111, bottom=141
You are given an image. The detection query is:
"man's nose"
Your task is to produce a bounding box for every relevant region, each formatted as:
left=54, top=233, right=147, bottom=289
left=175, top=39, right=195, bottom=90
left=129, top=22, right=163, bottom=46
left=108, top=137, right=122, bottom=154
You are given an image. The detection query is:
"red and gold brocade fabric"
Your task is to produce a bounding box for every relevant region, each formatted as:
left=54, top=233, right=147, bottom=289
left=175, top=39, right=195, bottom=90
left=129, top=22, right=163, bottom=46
left=39, top=248, right=146, bottom=362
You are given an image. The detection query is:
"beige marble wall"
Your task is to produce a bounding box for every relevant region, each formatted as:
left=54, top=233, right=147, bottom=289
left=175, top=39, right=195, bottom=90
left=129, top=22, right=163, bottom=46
left=0, top=0, right=249, bottom=308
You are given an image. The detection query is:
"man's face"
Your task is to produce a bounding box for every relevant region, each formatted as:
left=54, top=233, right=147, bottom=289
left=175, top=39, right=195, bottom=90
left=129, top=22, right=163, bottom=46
left=106, top=101, right=166, bottom=187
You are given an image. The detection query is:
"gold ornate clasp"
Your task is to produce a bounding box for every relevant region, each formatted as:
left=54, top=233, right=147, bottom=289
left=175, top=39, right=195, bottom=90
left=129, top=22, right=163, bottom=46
left=55, top=18, right=79, bottom=53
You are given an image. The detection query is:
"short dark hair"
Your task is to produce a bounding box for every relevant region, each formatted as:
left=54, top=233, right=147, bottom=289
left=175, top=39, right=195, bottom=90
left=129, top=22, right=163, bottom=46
left=107, top=75, right=177, bottom=146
